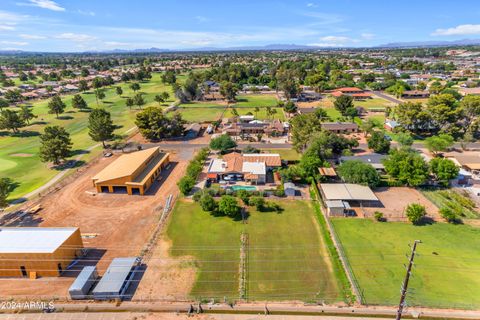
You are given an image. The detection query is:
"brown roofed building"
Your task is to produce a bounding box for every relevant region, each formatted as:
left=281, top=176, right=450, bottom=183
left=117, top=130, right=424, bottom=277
left=321, top=122, right=358, bottom=134
left=92, top=147, right=169, bottom=195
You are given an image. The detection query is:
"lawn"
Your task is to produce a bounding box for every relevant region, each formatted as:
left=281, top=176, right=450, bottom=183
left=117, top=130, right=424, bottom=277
left=176, top=106, right=225, bottom=122
left=331, top=219, right=480, bottom=309
left=354, top=97, right=395, bottom=111
left=225, top=107, right=285, bottom=121
left=262, top=149, right=301, bottom=161
left=232, top=94, right=278, bottom=107
left=0, top=73, right=175, bottom=201
left=167, top=199, right=341, bottom=302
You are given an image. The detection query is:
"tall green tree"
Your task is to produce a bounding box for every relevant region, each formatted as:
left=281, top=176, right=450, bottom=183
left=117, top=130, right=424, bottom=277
left=39, top=125, right=72, bottom=165
left=154, top=94, right=164, bottom=107
left=88, top=109, right=115, bottom=148
left=133, top=93, right=145, bottom=109
left=0, top=178, right=13, bottom=208
left=429, top=158, right=459, bottom=187
left=130, top=82, right=141, bottom=92
left=19, top=105, right=36, bottom=124
left=218, top=195, right=240, bottom=217
left=424, top=134, right=454, bottom=155
left=367, top=131, right=391, bottom=154
left=0, top=109, right=25, bottom=133
left=72, top=94, right=88, bottom=110
left=126, top=97, right=134, bottom=109
left=334, top=95, right=354, bottom=115
left=337, top=160, right=380, bottom=187
left=220, top=81, right=238, bottom=102
left=47, top=95, right=66, bottom=118
left=116, top=86, right=123, bottom=96
left=135, top=107, right=185, bottom=140
left=383, top=148, right=429, bottom=187
left=0, top=98, right=8, bottom=111
left=210, top=134, right=237, bottom=153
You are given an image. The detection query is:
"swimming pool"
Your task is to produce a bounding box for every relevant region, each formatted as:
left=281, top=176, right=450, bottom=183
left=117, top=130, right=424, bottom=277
left=230, top=185, right=257, bottom=191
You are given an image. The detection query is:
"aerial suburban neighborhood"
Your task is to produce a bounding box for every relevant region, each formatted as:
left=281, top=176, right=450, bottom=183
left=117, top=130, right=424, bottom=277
left=1, top=0, right=480, bottom=319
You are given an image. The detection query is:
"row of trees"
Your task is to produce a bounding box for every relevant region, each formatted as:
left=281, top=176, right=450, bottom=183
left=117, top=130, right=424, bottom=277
left=337, top=147, right=459, bottom=188
left=392, top=94, right=480, bottom=139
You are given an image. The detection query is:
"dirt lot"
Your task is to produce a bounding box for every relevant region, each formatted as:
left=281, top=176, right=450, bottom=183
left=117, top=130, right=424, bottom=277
left=360, top=187, right=439, bottom=222
left=0, top=148, right=193, bottom=299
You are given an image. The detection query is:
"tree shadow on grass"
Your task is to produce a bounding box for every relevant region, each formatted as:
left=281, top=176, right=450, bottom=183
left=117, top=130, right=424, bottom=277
left=414, top=216, right=435, bottom=226
left=31, top=120, right=48, bottom=125
left=71, top=149, right=90, bottom=156
left=52, top=159, right=86, bottom=171
left=57, top=115, right=74, bottom=120
left=102, top=101, right=114, bottom=104
left=66, top=110, right=76, bottom=114
left=78, top=108, right=92, bottom=113
left=10, top=130, right=40, bottom=138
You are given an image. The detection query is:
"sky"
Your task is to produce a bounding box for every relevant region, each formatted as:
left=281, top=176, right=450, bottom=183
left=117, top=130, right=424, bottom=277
left=1, top=0, right=480, bottom=52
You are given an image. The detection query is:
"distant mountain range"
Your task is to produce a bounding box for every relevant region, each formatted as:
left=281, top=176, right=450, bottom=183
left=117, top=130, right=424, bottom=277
left=376, top=38, right=480, bottom=48
left=1, top=39, right=480, bottom=54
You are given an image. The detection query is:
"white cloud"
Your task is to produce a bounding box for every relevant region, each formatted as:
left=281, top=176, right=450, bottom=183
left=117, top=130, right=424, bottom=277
left=1, top=41, right=28, bottom=46
left=55, top=33, right=97, bottom=42
left=432, top=24, right=480, bottom=36
left=306, top=3, right=318, bottom=8
left=104, top=41, right=131, bottom=47
left=24, top=0, right=65, bottom=11
left=195, top=16, right=209, bottom=23
left=0, top=25, right=16, bottom=31
left=77, top=10, right=95, bottom=16
left=19, top=33, right=46, bottom=39
left=361, top=33, right=375, bottom=40
left=301, top=11, right=344, bottom=25
left=319, top=35, right=350, bottom=43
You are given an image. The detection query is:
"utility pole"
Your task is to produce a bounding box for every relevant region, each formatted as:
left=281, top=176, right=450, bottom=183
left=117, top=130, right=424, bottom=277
left=396, top=240, right=421, bottom=320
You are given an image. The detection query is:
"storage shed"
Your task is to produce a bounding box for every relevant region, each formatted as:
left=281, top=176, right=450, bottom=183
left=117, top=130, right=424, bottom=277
left=92, top=257, right=138, bottom=300
left=69, top=266, right=98, bottom=299
left=284, top=182, right=299, bottom=196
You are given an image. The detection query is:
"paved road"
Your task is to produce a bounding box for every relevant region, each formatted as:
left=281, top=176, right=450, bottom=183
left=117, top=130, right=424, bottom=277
left=6, top=301, right=479, bottom=319
left=145, top=142, right=294, bottom=150
left=373, top=91, right=403, bottom=104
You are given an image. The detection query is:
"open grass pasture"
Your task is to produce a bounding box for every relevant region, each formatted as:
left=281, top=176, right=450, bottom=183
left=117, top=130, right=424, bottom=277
left=167, top=199, right=341, bottom=302
left=354, top=97, right=395, bottom=111
left=176, top=94, right=281, bottom=122
left=0, top=73, right=174, bottom=201
left=331, top=219, right=480, bottom=309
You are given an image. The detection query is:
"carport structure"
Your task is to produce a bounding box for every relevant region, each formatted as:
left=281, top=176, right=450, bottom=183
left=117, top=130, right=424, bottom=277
left=92, top=147, right=170, bottom=195
left=318, top=183, right=380, bottom=216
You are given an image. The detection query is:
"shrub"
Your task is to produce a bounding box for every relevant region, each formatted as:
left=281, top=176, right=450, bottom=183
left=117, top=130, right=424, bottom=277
left=440, top=207, right=460, bottom=223
left=405, top=203, right=426, bottom=225
left=193, top=190, right=203, bottom=202
left=177, top=176, right=196, bottom=195
left=249, top=196, right=265, bottom=211
left=374, top=211, right=385, bottom=222
left=200, top=194, right=217, bottom=212
left=237, top=189, right=250, bottom=205
left=218, top=195, right=240, bottom=217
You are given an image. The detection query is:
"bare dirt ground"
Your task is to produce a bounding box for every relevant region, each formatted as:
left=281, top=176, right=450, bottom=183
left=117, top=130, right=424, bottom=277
left=0, top=149, right=192, bottom=299
left=132, top=237, right=197, bottom=301
left=361, top=187, right=439, bottom=222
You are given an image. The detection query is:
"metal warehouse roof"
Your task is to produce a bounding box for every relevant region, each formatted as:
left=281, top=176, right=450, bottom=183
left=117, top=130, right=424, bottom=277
left=92, top=257, right=137, bottom=295
left=319, top=183, right=379, bottom=201
left=92, top=147, right=162, bottom=184
left=0, top=227, right=79, bottom=254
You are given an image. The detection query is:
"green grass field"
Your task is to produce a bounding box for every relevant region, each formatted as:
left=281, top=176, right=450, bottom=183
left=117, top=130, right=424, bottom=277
left=331, top=219, right=480, bottom=309
left=354, top=97, right=395, bottom=110
left=0, top=73, right=174, bottom=201
left=167, top=199, right=341, bottom=301
left=262, top=149, right=300, bottom=161
left=176, top=94, right=282, bottom=122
